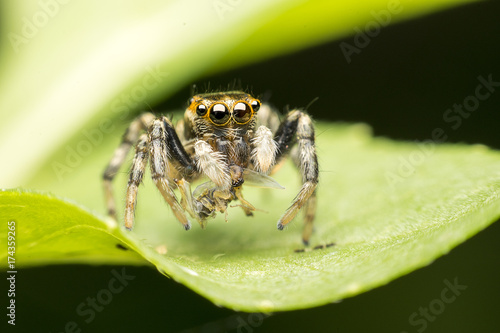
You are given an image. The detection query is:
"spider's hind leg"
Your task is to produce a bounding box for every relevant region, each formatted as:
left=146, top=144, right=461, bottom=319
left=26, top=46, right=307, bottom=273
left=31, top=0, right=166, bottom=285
left=274, top=110, right=318, bottom=245
left=103, top=112, right=155, bottom=220
left=124, top=134, right=149, bottom=230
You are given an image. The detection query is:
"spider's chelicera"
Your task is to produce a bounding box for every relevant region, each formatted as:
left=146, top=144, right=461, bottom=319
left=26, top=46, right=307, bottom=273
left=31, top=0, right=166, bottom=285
left=103, top=90, right=318, bottom=245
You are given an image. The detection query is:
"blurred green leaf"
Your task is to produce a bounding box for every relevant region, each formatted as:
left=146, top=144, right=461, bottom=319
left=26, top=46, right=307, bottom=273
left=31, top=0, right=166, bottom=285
left=3, top=122, right=500, bottom=312
left=0, top=0, right=475, bottom=187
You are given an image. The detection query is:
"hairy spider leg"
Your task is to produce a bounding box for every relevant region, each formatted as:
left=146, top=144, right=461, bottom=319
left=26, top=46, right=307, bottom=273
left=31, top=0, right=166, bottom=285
left=148, top=117, right=195, bottom=230
left=103, top=112, right=155, bottom=220
left=124, top=134, right=149, bottom=230
left=274, top=110, right=319, bottom=245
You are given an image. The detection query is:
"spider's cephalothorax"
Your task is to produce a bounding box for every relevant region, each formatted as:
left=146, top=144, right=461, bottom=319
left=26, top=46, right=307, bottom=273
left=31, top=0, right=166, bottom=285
left=103, top=90, right=319, bottom=245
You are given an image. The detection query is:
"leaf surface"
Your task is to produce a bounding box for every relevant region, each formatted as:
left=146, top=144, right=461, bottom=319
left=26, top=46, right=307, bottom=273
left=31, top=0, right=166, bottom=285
left=3, top=122, right=500, bottom=312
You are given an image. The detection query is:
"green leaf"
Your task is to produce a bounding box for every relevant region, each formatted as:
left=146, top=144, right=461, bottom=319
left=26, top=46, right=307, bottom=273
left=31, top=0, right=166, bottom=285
left=0, top=0, right=475, bottom=187
left=0, top=190, right=146, bottom=267
left=3, top=122, right=500, bottom=312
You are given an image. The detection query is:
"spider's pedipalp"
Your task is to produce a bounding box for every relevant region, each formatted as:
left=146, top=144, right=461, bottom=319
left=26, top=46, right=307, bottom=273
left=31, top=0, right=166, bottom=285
left=251, top=125, right=277, bottom=174
left=194, top=140, right=231, bottom=190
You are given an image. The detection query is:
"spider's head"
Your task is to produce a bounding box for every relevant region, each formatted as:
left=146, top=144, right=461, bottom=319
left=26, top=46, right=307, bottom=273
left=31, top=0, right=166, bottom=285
left=187, top=91, right=261, bottom=128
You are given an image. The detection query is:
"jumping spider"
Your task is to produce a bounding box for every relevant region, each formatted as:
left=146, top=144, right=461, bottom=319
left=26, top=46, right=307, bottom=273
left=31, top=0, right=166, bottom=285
left=103, top=91, right=318, bottom=245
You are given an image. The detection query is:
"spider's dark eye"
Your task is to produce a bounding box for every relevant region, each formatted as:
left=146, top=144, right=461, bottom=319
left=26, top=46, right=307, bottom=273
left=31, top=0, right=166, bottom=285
left=196, top=104, right=207, bottom=116
left=209, top=103, right=230, bottom=125
left=233, top=102, right=252, bottom=124
left=251, top=100, right=261, bottom=112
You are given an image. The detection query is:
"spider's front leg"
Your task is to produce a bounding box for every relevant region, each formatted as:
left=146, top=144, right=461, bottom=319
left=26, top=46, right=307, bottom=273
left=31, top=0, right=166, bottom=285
left=274, top=110, right=319, bottom=245
left=148, top=117, right=197, bottom=230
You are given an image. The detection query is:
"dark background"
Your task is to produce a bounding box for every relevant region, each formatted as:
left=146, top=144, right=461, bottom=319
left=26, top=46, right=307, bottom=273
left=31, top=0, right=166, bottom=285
left=7, top=1, right=500, bottom=332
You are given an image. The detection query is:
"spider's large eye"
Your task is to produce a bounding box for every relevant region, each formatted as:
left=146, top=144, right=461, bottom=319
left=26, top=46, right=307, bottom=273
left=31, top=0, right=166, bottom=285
left=233, top=102, right=252, bottom=124
left=209, top=103, right=230, bottom=125
left=251, top=100, right=261, bottom=112
left=196, top=104, right=207, bottom=116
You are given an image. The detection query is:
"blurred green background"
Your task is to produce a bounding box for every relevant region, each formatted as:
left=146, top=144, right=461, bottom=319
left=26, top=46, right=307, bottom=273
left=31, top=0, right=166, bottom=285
left=3, top=1, right=500, bottom=332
